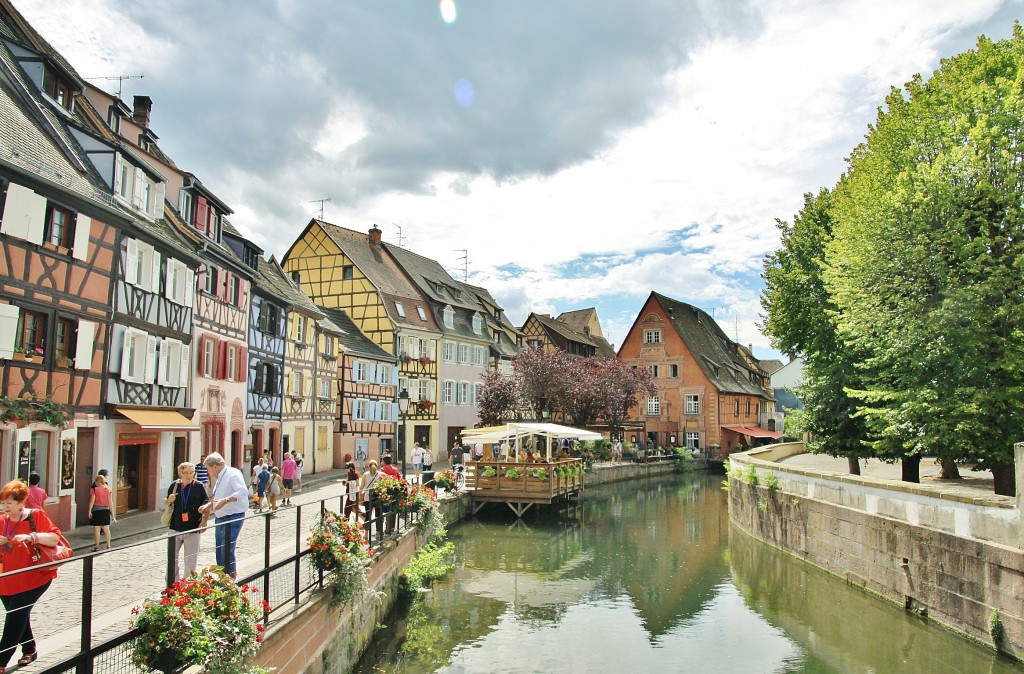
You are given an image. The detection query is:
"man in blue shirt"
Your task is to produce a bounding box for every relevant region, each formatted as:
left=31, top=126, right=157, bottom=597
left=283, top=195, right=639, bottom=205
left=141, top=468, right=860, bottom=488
left=199, top=453, right=249, bottom=579
left=195, top=455, right=210, bottom=495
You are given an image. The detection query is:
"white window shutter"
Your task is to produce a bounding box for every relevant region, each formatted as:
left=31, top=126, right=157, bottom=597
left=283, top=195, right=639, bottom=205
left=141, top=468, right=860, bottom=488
left=368, top=400, right=378, bottom=421
left=72, top=214, right=91, bottom=261
left=0, top=304, right=19, bottom=360
left=153, top=182, right=166, bottom=219
left=145, top=334, right=158, bottom=383
left=184, top=269, right=195, bottom=308
left=113, top=154, right=123, bottom=195
left=157, top=338, right=170, bottom=386
left=75, top=320, right=95, bottom=370
left=165, top=261, right=175, bottom=301
left=124, top=239, right=139, bottom=285
left=132, top=170, right=144, bottom=209
left=150, top=251, right=162, bottom=293
left=2, top=183, right=45, bottom=244
left=368, top=362, right=378, bottom=384
left=120, top=328, right=134, bottom=379
left=179, top=343, right=190, bottom=387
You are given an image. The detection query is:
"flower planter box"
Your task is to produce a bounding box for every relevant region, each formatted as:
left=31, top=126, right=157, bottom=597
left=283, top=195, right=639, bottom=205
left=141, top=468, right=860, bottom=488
left=499, top=476, right=526, bottom=492
left=525, top=477, right=550, bottom=492
left=476, top=477, right=498, bottom=490
left=12, top=353, right=41, bottom=363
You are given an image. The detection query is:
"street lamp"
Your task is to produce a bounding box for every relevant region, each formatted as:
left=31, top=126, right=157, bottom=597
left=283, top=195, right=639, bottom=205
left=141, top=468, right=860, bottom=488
left=397, top=388, right=410, bottom=477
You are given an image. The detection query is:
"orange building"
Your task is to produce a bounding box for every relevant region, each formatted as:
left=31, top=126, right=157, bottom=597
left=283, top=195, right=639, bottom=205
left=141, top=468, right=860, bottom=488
left=618, top=292, right=778, bottom=457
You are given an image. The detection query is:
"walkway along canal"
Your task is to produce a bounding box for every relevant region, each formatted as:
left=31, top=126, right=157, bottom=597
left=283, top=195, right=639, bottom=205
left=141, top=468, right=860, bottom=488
left=350, top=472, right=1015, bottom=673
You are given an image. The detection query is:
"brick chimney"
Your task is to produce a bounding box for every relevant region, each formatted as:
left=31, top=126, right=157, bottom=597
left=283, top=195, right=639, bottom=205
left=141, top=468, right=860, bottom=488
left=369, top=225, right=382, bottom=247
left=133, top=95, right=152, bottom=128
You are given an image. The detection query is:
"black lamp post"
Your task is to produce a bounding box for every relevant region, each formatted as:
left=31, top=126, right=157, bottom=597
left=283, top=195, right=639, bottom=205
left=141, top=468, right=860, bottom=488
left=397, top=388, right=410, bottom=477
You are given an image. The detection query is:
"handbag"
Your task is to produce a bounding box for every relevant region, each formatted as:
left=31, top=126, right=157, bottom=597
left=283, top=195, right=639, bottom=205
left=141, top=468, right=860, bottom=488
left=161, top=481, right=179, bottom=527
left=26, top=511, right=74, bottom=564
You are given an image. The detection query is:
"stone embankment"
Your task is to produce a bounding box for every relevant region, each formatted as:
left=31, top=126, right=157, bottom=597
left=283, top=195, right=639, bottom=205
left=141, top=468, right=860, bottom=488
left=728, top=442, right=1024, bottom=660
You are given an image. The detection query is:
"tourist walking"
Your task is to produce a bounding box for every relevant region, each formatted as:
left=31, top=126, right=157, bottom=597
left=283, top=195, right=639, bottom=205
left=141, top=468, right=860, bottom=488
left=412, top=442, right=424, bottom=478
left=380, top=456, right=401, bottom=535
left=88, top=474, right=113, bottom=551
left=200, top=453, right=248, bottom=579
left=293, top=451, right=304, bottom=491
left=0, top=480, right=63, bottom=670
left=267, top=467, right=282, bottom=512
left=361, top=460, right=383, bottom=541
left=422, top=446, right=433, bottom=472
left=195, top=456, right=211, bottom=495
left=253, top=463, right=270, bottom=513
left=342, top=462, right=360, bottom=522
left=281, top=452, right=297, bottom=506
left=165, top=462, right=210, bottom=587
left=24, top=474, right=46, bottom=510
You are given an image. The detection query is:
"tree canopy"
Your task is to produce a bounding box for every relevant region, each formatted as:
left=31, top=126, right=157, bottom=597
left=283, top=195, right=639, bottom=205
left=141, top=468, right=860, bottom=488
left=761, top=25, right=1024, bottom=493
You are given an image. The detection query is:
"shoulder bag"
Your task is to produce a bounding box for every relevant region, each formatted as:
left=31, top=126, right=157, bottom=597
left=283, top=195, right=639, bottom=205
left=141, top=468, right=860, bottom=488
left=161, top=481, right=179, bottom=527
left=26, top=510, right=74, bottom=564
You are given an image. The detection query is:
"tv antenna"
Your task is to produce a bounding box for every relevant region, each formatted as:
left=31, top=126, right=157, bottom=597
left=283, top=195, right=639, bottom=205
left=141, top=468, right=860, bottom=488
left=308, top=197, right=331, bottom=220
left=454, top=249, right=468, bottom=282
left=393, top=222, right=406, bottom=248
left=85, top=74, right=145, bottom=99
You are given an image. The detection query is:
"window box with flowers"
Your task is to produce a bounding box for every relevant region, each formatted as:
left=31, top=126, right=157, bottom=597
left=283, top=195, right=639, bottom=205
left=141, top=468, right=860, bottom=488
left=130, top=567, right=267, bottom=674
left=433, top=469, right=457, bottom=492
left=416, top=400, right=435, bottom=413
left=12, top=347, right=44, bottom=363
left=418, top=356, right=433, bottom=366
left=0, top=395, right=69, bottom=428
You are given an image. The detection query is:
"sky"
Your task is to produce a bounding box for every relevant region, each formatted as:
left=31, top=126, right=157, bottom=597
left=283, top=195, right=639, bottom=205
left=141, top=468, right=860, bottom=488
left=13, top=0, right=1022, bottom=358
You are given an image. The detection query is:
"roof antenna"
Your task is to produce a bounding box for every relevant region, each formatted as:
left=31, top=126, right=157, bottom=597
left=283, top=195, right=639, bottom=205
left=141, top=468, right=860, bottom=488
left=308, top=197, right=331, bottom=220
left=454, top=249, right=468, bottom=282
left=393, top=222, right=406, bottom=247
left=85, top=74, right=145, bottom=99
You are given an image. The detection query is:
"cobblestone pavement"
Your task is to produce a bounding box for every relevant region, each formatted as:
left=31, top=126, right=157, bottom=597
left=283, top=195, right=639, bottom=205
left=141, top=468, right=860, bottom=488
left=5, top=469, right=366, bottom=668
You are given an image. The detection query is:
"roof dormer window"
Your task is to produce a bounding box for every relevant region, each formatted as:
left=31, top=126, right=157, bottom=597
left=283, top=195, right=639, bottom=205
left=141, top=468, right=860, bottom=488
left=416, top=306, right=428, bottom=321
left=472, top=313, right=483, bottom=334
left=395, top=301, right=406, bottom=318
left=443, top=305, right=454, bottom=329
left=42, top=65, right=74, bottom=112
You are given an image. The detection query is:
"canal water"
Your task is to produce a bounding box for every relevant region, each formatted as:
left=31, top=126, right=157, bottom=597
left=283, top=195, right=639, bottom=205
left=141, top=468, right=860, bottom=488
left=353, top=472, right=1018, bottom=673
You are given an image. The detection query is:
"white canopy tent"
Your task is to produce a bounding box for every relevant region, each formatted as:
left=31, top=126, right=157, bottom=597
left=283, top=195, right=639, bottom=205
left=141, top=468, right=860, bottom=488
left=461, top=422, right=602, bottom=461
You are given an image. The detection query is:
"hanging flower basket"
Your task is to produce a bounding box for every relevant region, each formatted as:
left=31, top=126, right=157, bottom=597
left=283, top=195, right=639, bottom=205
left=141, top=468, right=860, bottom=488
left=416, top=400, right=434, bottom=413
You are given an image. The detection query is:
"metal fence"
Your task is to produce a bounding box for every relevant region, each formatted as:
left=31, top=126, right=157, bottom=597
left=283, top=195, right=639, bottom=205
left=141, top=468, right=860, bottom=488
left=8, top=492, right=419, bottom=674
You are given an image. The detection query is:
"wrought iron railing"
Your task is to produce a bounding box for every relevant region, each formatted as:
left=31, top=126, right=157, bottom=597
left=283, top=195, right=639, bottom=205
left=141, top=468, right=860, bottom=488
left=8, top=492, right=419, bottom=674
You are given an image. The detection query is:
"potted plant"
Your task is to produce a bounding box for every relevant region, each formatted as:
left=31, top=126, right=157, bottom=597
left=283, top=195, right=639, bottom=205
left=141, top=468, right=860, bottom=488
left=56, top=355, right=74, bottom=368
left=372, top=473, right=410, bottom=509
left=526, top=467, right=549, bottom=492
left=307, top=510, right=370, bottom=608
left=433, top=469, right=457, bottom=493
left=477, top=465, right=498, bottom=489
left=130, top=567, right=266, bottom=674
left=416, top=399, right=435, bottom=413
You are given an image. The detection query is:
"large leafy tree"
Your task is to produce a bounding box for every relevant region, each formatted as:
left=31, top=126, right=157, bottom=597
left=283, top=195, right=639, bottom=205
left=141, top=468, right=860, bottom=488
left=597, top=358, right=655, bottom=441
left=824, top=27, right=1024, bottom=494
left=476, top=369, right=520, bottom=426
left=761, top=189, right=872, bottom=474
left=512, top=348, right=572, bottom=419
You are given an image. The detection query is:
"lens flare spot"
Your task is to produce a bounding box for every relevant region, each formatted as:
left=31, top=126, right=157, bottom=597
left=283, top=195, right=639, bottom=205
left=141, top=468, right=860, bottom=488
left=454, top=79, right=475, bottom=108
left=439, top=0, right=457, bottom=24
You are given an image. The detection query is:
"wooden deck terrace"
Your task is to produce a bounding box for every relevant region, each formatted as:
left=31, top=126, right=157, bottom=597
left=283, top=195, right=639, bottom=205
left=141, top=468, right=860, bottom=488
left=466, top=458, right=585, bottom=517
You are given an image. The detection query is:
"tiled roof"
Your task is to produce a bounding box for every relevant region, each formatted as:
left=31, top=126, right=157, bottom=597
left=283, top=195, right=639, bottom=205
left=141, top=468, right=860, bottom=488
left=531, top=313, right=601, bottom=350
left=651, top=292, right=769, bottom=398
left=318, top=307, right=393, bottom=361
left=257, top=257, right=324, bottom=317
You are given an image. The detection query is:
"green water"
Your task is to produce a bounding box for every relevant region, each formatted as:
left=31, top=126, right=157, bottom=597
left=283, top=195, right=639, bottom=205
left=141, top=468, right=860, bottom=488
left=353, top=473, right=1020, bottom=673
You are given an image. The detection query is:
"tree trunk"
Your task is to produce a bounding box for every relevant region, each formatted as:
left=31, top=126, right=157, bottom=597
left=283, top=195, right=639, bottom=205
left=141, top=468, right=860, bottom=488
left=938, top=459, right=960, bottom=480
left=847, top=456, right=861, bottom=476
left=901, top=455, right=921, bottom=483
left=992, top=464, right=1015, bottom=497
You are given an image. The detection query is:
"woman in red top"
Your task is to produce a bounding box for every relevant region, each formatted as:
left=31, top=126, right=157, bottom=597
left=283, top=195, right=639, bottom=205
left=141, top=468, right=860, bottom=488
left=0, top=480, right=61, bottom=671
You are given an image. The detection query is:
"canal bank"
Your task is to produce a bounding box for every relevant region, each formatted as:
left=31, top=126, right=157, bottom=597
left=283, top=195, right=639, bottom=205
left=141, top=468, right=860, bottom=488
left=254, top=460, right=694, bottom=673
left=727, top=443, right=1024, bottom=660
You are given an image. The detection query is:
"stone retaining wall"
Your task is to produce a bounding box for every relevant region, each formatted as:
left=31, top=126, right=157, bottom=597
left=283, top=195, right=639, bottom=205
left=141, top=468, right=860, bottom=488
left=729, top=448, right=1024, bottom=659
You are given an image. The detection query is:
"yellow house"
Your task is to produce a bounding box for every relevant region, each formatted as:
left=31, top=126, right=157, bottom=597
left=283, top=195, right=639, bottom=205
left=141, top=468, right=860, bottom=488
left=281, top=221, right=440, bottom=469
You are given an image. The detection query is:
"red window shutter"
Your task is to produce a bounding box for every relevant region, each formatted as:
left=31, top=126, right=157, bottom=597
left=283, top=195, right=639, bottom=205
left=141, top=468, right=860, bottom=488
left=197, top=335, right=207, bottom=377
left=197, top=265, right=206, bottom=293
left=195, top=197, right=208, bottom=231
left=220, top=271, right=230, bottom=301
left=238, top=347, right=247, bottom=382
left=216, top=340, right=227, bottom=380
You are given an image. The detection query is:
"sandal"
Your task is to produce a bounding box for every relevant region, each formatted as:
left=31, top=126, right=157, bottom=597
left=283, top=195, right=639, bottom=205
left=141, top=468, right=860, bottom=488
left=17, top=652, right=37, bottom=666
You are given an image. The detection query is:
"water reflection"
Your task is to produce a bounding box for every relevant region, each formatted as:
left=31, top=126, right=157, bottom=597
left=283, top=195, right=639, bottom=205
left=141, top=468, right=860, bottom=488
left=353, top=474, right=1016, bottom=674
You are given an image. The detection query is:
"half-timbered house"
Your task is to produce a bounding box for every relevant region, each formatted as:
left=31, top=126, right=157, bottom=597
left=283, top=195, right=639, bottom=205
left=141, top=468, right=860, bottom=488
left=281, top=221, right=441, bottom=470
left=0, top=7, right=129, bottom=529
left=520, top=312, right=604, bottom=356
left=386, top=244, right=496, bottom=450
left=618, top=292, right=778, bottom=457
left=318, top=308, right=396, bottom=468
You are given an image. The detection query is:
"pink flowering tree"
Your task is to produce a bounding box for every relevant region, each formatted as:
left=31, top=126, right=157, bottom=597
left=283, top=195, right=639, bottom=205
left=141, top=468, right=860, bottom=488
left=512, top=347, right=572, bottom=420
left=598, top=358, right=655, bottom=439
left=476, top=369, right=520, bottom=425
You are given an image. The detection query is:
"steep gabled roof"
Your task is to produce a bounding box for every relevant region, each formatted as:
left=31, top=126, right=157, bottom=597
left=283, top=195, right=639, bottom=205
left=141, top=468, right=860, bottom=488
left=648, top=292, right=768, bottom=397
left=260, top=257, right=324, bottom=318
left=318, top=307, right=394, bottom=361
left=529, top=313, right=601, bottom=351
left=313, top=221, right=439, bottom=333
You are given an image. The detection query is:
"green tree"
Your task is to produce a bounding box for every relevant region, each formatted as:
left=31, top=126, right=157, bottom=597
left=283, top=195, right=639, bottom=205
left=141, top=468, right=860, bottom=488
left=824, top=26, right=1024, bottom=494
left=761, top=189, right=871, bottom=474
